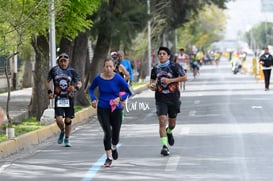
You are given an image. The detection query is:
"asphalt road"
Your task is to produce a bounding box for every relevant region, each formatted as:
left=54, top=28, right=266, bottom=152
left=1, top=59, right=273, bottom=181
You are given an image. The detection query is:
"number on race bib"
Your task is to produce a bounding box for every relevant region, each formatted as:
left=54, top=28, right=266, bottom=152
left=57, top=97, right=70, bottom=107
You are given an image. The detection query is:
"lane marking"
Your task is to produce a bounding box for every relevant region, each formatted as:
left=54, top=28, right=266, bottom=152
left=165, top=156, right=180, bottom=171
left=0, top=164, right=10, bottom=174
left=251, top=105, right=263, bottom=109
left=81, top=144, right=121, bottom=181
left=81, top=155, right=105, bottom=181
left=180, top=127, right=190, bottom=135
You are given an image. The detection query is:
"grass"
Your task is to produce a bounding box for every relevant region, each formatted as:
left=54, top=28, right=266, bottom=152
left=0, top=105, right=86, bottom=143
left=0, top=117, right=44, bottom=142
left=0, top=83, right=148, bottom=143
left=132, top=82, right=148, bottom=88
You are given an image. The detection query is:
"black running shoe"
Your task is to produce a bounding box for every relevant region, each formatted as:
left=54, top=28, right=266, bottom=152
left=160, top=145, right=170, bottom=156
left=112, top=149, right=118, bottom=160
left=104, top=158, right=112, bottom=167
left=166, top=128, right=174, bottom=146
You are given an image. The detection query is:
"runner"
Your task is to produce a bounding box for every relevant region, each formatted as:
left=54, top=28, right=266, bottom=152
left=177, top=48, right=189, bottom=90
left=88, top=57, right=132, bottom=167
left=150, top=46, right=187, bottom=156
left=46, top=53, right=82, bottom=147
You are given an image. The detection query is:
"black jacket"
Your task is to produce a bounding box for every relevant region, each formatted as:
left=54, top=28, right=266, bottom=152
left=260, top=53, right=273, bottom=67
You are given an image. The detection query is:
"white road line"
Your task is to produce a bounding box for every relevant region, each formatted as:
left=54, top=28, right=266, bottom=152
left=165, top=156, right=180, bottom=171
left=0, top=164, right=10, bottom=174
left=251, top=105, right=263, bottom=109
left=180, top=127, right=190, bottom=135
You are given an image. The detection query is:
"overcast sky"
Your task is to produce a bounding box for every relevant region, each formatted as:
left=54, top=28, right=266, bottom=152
left=224, top=0, right=273, bottom=40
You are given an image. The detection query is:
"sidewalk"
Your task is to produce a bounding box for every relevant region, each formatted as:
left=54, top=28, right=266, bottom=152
left=0, top=84, right=149, bottom=159
left=0, top=88, right=32, bottom=124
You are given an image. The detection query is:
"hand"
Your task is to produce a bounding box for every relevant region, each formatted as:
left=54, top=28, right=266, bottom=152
left=48, top=93, right=54, bottom=99
left=161, top=77, right=170, bottom=85
left=54, top=87, right=61, bottom=95
left=67, top=86, right=75, bottom=92
left=150, top=83, right=156, bottom=91
left=91, top=100, right=97, bottom=108
left=113, top=97, right=120, bottom=106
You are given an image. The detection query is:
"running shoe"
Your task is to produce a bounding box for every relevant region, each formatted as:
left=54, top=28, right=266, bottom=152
left=112, top=149, right=118, bottom=160
left=160, top=145, right=170, bottom=156
left=166, top=128, right=174, bottom=146
left=64, top=138, right=71, bottom=147
left=58, top=130, right=65, bottom=144
left=104, top=158, right=112, bottom=167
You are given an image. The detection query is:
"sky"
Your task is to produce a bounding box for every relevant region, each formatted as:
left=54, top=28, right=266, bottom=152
left=224, top=0, right=273, bottom=40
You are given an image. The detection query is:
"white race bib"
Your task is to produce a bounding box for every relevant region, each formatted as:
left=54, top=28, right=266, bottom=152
left=57, top=97, right=70, bottom=107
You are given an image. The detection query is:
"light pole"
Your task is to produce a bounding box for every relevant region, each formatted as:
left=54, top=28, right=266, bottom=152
left=48, top=0, right=56, bottom=109
left=41, top=0, right=57, bottom=124
left=49, top=0, right=56, bottom=67
left=147, top=0, right=151, bottom=80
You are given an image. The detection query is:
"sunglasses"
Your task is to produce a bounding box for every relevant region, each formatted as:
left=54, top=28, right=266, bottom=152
left=59, top=55, right=69, bottom=59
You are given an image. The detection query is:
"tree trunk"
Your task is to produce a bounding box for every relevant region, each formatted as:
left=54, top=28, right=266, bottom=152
left=85, top=32, right=111, bottom=89
left=59, top=33, right=90, bottom=106
left=71, top=32, right=90, bottom=106
left=29, top=35, right=50, bottom=120
left=22, top=60, right=33, bottom=88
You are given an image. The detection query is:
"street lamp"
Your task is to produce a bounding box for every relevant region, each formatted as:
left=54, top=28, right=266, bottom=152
left=147, top=0, right=151, bottom=80
left=49, top=0, right=56, bottom=67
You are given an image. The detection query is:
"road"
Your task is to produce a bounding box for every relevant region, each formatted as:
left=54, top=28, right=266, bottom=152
left=1, top=59, right=273, bottom=181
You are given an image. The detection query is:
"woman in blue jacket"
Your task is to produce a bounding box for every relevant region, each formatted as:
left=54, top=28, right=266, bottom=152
left=88, top=57, right=131, bottom=167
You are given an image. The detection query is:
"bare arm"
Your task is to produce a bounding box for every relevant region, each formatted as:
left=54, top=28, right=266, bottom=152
left=161, top=75, right=187, bottom=85
left=119, top=64, right=130, bottom=82
left=149, top=79, right=156, bottom=91
left=45, top=80, right=54, bottom=99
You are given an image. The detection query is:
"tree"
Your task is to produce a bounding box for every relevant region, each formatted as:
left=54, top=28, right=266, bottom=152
left=0, top=0, right=231, bottom=121
left=85, top=0, right=149, bottom=87
left=243, top=22, right=273, bottom=50
left=176, top=4, right=226, bottom=51
left=0, top=0, right=33, bottom=128
left=28, top=0, right=100, bottom=119
left=0, top=0, right=100, bottom=120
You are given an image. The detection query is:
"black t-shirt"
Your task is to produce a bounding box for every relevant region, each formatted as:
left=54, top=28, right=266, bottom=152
left=47, top=65, right=81, bottom=97
left=150, top=61, right=185, bottom=101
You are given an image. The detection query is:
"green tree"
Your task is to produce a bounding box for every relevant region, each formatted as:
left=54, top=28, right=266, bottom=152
left=243, top=22, right=273, bottom=50
left=0, top=0, right=100, bottom=120
left=176, top=4, right=226, bottom=51
left=85, top=0, right=149, bottom=87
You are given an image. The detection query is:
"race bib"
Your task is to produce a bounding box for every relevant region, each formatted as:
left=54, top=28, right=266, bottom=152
left=57, top=97, right=70, bottom=107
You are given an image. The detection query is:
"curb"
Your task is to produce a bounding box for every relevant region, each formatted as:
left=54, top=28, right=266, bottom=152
left=0, top=106, right=96, bottom=159
left=0, top=84, right=149, bottom=159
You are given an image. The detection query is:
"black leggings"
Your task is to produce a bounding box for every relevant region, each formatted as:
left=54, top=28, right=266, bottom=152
left=97, top=108, right=122, bottom=151
left=263, top=69, right=272, bottom=89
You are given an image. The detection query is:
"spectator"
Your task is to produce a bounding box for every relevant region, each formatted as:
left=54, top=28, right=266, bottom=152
left=259, top=47, right=273, bottom=91
left=117, top=50, right=134, bottom=85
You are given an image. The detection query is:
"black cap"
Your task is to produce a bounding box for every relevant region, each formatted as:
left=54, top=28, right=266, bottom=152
left=158, top=47, right=171, bottom=55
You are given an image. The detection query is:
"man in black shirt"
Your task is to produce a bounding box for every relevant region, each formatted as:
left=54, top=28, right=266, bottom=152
left=150, top=47, right=187, bottom=156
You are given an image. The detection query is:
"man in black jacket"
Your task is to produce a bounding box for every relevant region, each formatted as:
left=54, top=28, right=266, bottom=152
left=259, top=47, right=273, bottom=91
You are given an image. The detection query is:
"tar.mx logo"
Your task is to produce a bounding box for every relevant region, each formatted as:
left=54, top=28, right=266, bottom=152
left=124, top=99, right=150, bottom=112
